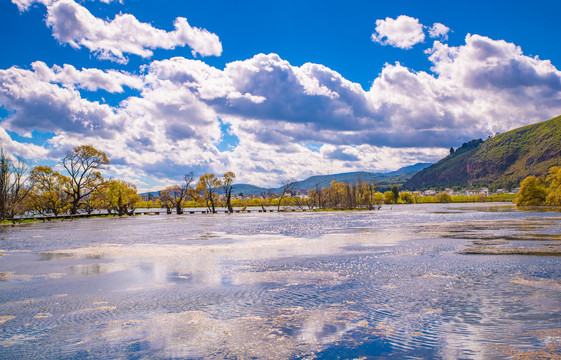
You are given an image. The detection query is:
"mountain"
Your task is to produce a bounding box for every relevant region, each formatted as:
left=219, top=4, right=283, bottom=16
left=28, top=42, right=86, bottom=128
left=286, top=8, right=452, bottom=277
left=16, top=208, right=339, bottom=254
left=404, top=115, right=561, bottom=190
left=231, top=163, right=431, bottom=196
left=230, top=184, right=269, bottom=196
left=386, top=162, right=433, bottom=175
left=140, top=163, right=432, bottom=197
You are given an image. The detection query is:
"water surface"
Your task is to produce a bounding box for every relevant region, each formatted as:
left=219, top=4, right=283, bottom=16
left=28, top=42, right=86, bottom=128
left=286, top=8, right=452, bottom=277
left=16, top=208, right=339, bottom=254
left=1, top=203, right=561, bottom=359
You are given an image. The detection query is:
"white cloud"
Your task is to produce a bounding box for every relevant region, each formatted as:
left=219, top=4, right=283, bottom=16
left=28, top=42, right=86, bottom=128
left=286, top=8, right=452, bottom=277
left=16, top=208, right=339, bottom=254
left=1, top=32, right=561, bottom=189
left=428, top=23, right=450, bottom=41
left=11, top=0, right=52, bottom=12
left=30, top=61, right=143, bottom=92
left=0, top=127, right=50, bottom=160
left=372, top=15, right=425, bottom=49
left=424, top=34, right=561, bottom=132
left=12, top=0, right=120, bottom=9
left=0, top=65, right=118, bottom=137
left=13, top=0, right=222, bottom=63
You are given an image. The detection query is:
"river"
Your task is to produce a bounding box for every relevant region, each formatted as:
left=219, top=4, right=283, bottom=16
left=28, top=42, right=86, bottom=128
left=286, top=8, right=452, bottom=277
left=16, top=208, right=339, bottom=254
left=0, top=203, right=560, bottom=359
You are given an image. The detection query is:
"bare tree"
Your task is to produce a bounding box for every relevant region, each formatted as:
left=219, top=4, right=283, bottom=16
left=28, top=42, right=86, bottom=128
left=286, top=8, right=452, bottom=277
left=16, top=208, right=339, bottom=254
left=0, top=149, right=30, bottom=219
left=314, top=182, right=324, bottom=209
left=259, top=189, right=275, bottom=211
left=277, top=179, right=297, bottom=211
left=161, top=172, right=194, bottom=215
left=62, top=145, right=109, bottom=214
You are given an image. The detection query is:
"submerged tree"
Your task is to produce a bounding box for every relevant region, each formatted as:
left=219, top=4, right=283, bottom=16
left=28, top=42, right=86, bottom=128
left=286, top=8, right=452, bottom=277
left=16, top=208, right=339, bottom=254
left=159, top=188, right=174, bottom=214
left=83, top=183, right=109, bottom=214
left=28, top=166, right=69, bottom=216
left=105, top=180, right=140, bottom=216
left=197, top=173, right=222, bottom=213
left=62, top=145, right=109, bottom=214
left=278, top=179, right=297, bottom=211
left=222, top=172, right=236, bottom=213
left=0, top=148, right=29, bottom=219
left=161, top=173, right=195, bottom=215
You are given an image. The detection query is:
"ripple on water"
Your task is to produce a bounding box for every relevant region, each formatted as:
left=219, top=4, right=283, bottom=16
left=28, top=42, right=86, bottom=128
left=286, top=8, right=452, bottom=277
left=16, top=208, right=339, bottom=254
left=1, top=205, right=561, bottom=358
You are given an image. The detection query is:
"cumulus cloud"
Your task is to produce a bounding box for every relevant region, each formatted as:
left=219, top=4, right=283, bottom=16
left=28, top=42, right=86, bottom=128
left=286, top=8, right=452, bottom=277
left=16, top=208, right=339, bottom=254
left=0, top=65, right=117, bottom=136
left=428, top=23, right=450, bottom=41
left=13, top=0, right=222, bottom=63
left=0, top=127, right=50, bottom=160
left=30, top=61, right=143, bottom=92
left=1, top=31, right=561, bottom=189
left=424, top=34, right=561, bottom=132
left=372, top=15, right=425, bottom=49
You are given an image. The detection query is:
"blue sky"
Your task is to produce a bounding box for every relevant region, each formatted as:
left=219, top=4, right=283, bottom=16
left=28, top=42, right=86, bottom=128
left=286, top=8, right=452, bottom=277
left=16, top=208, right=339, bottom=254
left=1, top=0, right=560, bottom=190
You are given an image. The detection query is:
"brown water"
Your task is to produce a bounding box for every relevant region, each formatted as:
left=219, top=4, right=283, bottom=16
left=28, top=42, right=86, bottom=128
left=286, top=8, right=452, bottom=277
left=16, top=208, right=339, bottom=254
left=0, top=203, right=560, bottom=359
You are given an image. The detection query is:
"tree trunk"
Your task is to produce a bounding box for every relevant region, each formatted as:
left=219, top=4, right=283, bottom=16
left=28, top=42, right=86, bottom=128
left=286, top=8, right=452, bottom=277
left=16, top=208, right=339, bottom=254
left=70, top=197, right=80, bottom=214
left=210, top=198, right=216, bottom=213
left=226, top=192, right=233, bottom=213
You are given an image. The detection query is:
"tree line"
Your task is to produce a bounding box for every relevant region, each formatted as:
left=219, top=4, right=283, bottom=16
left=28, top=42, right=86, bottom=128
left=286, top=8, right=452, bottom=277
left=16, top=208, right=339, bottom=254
left=0, top=144, right=524, bottom=221
left=0, top=145, right=245, bottom=219
left=0, top=145, right=138, bottom=220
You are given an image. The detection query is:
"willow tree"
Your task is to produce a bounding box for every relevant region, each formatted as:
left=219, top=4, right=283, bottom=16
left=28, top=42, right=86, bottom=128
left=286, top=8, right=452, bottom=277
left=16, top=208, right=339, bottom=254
left=28, top=166, right=69, bottom=216
left=197, top=173, right=222, bottom=213
left=105, top=180, right=140, bottom=216
left=222, top=172, right=236, bottom=213
left=546, top=167, right=561, bottom=206
left=62, top=145, right=109, bottom=214
left=158, top=189, right=174, bottom=214
left=516, top=176, right=547, bottom=206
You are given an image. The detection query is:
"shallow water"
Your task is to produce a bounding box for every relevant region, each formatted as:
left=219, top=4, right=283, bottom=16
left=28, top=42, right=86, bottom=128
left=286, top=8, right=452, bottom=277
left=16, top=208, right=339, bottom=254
left=1, top=203, right=561, bottom=359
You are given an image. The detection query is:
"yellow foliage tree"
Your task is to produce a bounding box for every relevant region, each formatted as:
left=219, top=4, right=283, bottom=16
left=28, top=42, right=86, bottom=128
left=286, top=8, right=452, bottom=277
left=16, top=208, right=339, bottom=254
left=545, top=166, right=561, bottom=206
left=516, top=176, right=548, bottom=206
left=399, top=192, right=414, bottom=204
left=384, top=190, right=395, bottom=204
left=105, top=180, right=140, bottom=216
left=435, top=192, right=451, bottom=203
left=28, top=166, right=69, bottom=215
left=197, top=173, right=222, bottom=213
left=62, top=145, right=109, bottom=214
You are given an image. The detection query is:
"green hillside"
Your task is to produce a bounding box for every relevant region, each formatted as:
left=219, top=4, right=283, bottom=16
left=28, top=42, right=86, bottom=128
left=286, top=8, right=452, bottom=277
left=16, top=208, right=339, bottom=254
left=404, top=115, right=561, bottom=190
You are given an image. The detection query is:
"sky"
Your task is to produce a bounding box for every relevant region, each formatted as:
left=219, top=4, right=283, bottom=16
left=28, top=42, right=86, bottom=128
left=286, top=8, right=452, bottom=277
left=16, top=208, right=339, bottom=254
left=1, top=0, right=561, bottom=190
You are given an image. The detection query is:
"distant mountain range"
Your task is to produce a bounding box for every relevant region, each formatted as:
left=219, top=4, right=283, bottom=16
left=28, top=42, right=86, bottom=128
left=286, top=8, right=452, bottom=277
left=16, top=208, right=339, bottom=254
left=404, top=115, right=561, bottom=190
left=233, top=163, right=431, bottom=196
left=140, top=163, right=431, bottom=197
